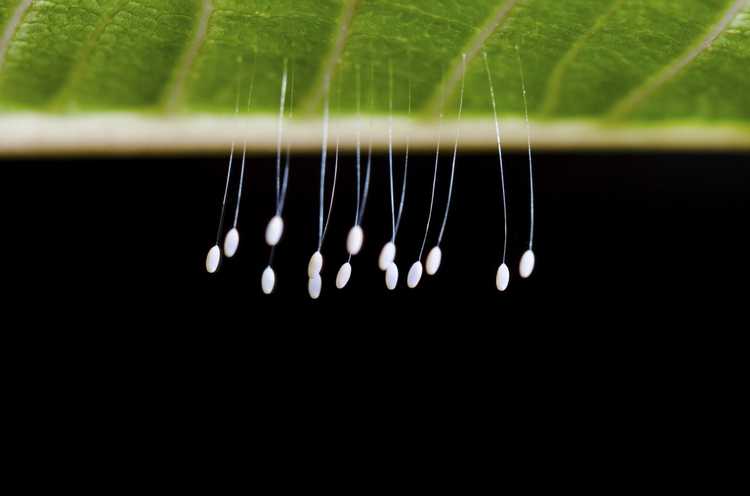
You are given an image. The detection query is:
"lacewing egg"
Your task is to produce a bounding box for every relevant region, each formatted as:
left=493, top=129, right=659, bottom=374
left=261, top=266, right=276, bottom=294
left=385, top=263, right=399, bottom=290
left=308, top=274, right=322, bottom=299
left=346, top=225, right=364, bottom=256
left=496, top=263, right=510, bottom=291
left=425, top=246, right=442, bottom=275
left=407, top=261, right=423, bottom=289
left=265, top=216, right=284, bottom=246
left=336, top=263, right=352, bottom=289
left=378, top=242, right=396, bottom=271
left=308, top=251, right=323, bottom=278
left=406, top=260, right=422, bottom=289
left=223, top=228, right=240, bottom=258
left=519, top=250, right=535, bottom=279
left=206, top=245, right=221, bottom=274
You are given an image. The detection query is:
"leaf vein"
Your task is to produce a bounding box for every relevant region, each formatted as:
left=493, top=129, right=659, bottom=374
left=539, top=0, right=625, bottom=115
left=300, top=0, right=359, bottom=114
left=607, top=0, right=750, bottom=119
left=422, top=0, right=519, bottom=116
left=0, top=0, right=32, bottom=72
left=164, top=0, right=214, bottom=113
left=50, top=0, right=131, bottom=111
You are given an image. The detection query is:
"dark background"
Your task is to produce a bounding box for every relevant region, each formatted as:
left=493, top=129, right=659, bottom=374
left=2, top=148, right=748, bottom=431
left=2, top=149, right=748, bottom=335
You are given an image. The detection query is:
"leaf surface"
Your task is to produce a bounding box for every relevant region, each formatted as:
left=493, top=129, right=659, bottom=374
left=0, top=0, right=748, bottom=153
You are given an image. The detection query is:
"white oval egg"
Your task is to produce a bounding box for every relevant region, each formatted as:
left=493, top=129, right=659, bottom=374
left=519, top=250, right=535, bottom=279
left=378, top=242, right=396, bottom=271
left=407, top=261, right=423, bottom=289
left=265, top=215, right=284, bottom=246
left=223, top=228, right=240, bottom=258
left=261, top=266, right=276, bottom=294
left=206, top=245, right=221, bottom=273
left=308, top=251, right=323, bottom=278
left=425, top=246, right=442, bottom=275
left=308, top=274, right=322, bottom=299
left=496, top=263, right=510, bottom=291
left=336, top=263, right=352, bottom=289
left=346, top=225, right=364, bottom=255
left=385, top=263, right=399, bottom=290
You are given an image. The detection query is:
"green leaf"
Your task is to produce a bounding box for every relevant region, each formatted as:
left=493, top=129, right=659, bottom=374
left=0, top=0, right=749, bottom=154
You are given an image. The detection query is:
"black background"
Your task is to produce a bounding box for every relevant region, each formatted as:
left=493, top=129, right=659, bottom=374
left=3, top=149, right=747, bottom=333
left=2, top=148, right=748, bottom=427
